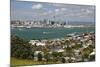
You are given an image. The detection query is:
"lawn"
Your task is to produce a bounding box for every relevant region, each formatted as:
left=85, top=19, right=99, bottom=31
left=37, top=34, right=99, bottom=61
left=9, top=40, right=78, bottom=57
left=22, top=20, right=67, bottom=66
left=11, top=57, right=59, bottom=66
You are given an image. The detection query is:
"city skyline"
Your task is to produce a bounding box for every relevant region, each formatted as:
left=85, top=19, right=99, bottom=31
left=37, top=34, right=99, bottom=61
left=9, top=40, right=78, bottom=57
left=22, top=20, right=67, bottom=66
left=11, top=0, right=95, bottom=22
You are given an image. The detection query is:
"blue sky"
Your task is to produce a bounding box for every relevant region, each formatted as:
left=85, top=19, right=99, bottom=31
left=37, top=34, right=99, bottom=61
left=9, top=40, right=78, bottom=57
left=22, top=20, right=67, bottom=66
left=11, top=0, right=95, bottom=22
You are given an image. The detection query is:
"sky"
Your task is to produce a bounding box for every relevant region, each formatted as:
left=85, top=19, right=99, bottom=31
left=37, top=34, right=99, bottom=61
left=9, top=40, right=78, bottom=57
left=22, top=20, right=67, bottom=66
left=11, top=0, right=95, bottom=22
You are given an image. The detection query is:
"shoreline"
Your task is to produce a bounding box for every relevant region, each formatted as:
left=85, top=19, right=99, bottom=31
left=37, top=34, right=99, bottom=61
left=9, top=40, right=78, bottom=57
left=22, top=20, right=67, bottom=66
left=11, top=25, right=95, bottom=29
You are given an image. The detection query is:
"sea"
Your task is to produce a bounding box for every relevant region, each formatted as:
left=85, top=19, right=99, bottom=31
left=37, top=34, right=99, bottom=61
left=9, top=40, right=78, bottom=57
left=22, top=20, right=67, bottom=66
left=11, top=27, right=95, bottom=40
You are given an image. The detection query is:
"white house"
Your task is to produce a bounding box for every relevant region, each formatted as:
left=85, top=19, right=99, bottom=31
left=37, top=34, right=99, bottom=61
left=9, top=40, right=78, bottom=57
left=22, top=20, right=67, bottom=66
left=29, top=40, right=46, bottom=46
left=36, top=42, right=46, bottom=46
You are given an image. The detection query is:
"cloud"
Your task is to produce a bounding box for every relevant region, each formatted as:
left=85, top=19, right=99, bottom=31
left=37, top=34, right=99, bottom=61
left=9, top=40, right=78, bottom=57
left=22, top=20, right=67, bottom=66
left=11, top=0, right=95, bottom=21
left=32, top=4, right=43, bottom=9
left=51, top=3, right=66, bottom=7
left=48, top=10, right=52, bottom=13
left=85, top=9, right=93, bottom=14
left=39, top=10, right=53, bottom=16
left=55, top=9, right=60, bottom=12
left=61, top=8, right=66, bottom=11
left=54, top=8, right=66, bottom=12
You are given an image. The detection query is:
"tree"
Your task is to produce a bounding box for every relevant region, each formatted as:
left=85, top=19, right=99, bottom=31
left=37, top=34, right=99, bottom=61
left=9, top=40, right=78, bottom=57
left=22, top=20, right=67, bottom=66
left=89, top=54, right=95, bottom=61
left=82, top=47, right=91, bottom=60
left=52, top=52, right=58, bottom=57
left=44, top=52, right=51, bottom=62
left=65, top=47, right=74, bottom=57
left=61, top=57, right=66, bottom=63
left=11, top=35, right=34, bottom=59
left=38, top=53, right=42, bottom=61
left=11, top=35, right=28, bottom=45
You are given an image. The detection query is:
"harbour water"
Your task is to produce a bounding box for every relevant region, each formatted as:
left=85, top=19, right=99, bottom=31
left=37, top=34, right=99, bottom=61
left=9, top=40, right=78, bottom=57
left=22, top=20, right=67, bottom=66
left=11, top=27, right=95, bottom=40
